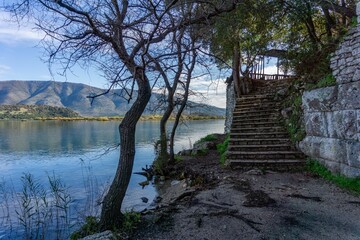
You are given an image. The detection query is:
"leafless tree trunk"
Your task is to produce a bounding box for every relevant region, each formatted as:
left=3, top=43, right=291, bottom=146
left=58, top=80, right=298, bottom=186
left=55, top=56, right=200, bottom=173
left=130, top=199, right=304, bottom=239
left=169, top=42, right=197, bottom=162
left=148, top=29, right=185, bottom=171
left=100, top=72, right=151, bottom=227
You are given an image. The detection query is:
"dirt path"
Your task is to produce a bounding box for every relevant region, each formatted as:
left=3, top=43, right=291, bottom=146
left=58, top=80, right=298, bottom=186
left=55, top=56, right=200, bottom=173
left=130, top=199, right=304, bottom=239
left=132, top=135, right=360, bottom=240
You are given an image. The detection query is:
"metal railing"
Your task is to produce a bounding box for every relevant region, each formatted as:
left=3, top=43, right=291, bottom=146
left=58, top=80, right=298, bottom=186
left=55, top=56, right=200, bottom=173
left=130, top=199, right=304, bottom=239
left=248, top=73, right=295, bottom=80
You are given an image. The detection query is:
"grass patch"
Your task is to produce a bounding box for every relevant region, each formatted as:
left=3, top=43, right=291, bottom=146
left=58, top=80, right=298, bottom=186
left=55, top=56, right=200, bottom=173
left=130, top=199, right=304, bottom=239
left=191, top=149, right=209, bottom=156
left=174, top=155, right=183, bottom=162
left=306, top=74, right=336, bottom=90
left=70, top=216, right=99, bottom=240
left=286, top=95, right=306, bottom=143
left=217, top=134, right=229, bottom=165
left=306, top=159, right=360, bottom=194
left=121, top=211, right=141, bottom=235
left=281, top=80, right=306, bottom=143
left=195, top=134, right=217, bottom=145
left=71, top=211, right=141, bottom=239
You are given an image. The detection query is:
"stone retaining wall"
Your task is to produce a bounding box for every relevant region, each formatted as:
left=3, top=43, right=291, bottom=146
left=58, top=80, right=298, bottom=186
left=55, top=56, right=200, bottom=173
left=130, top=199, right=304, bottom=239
left=299, top=3, right=360, bottom=177
left=225, top=80, right=235, bottom=133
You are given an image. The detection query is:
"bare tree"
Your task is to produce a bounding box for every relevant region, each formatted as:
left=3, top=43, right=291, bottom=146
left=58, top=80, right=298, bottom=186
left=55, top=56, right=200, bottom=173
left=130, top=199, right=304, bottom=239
left=169, top=37, right=198, bottom=162
left=148, top=18, right=220, bottom=169
left=147, top=20, right=209, bottom=171
left=146, top=28, right=186, bottom=170
left=2, top=0, right=239, bottom=230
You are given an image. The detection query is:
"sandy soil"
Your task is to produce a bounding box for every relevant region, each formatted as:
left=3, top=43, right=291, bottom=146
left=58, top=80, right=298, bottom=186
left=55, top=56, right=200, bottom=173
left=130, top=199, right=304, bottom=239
left=132, top=134, right=360, bottom=240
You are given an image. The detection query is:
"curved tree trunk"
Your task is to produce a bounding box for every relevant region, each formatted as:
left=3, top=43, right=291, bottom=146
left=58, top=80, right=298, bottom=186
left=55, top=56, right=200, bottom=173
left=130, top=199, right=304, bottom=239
left=169, top=104, right=185, bottom=163
left=169, top=91, right=188, bottom=163
left=158, top=99, right=173, bottom=169
left=99, top=73, right=151, bottom=230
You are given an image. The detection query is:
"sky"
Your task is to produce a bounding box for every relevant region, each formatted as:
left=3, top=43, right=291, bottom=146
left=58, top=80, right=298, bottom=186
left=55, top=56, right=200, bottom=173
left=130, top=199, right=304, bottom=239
left=0, top=10, right=280, bottom=109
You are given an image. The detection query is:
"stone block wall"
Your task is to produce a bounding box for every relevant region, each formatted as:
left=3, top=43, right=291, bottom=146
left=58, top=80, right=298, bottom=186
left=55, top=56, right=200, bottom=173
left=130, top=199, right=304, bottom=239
left=225, top=80, right=235, bottom=133
left=299, top=3, right=360, bottom=177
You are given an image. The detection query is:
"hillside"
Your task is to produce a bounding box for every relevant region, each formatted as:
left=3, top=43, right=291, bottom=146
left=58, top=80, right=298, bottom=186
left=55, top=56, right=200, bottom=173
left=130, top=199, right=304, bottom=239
left=0, top=105, right=80, bottom=119
left=0, top=80, right=225, bottom=117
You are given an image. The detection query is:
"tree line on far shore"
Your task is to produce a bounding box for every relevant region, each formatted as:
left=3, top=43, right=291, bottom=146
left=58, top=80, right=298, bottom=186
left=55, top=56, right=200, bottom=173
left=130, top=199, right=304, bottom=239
left=0, top=105, right=80, bottom=119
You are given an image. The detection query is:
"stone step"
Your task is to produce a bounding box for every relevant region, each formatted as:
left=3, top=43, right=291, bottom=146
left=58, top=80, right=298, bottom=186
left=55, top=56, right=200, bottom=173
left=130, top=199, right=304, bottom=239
left=236, top=94, right=274, bottom=100
left=227, top=151, right=305, bottom=160
left=229, top=159, right=306, bottom=169
left=234, top=105, right=280, bottom=112
left=228, top=144, right=294, bottom=152
left=234, top=106, right=282, bottom=112
left=253, top=87, right=287, bottom=92
left=232, top=117, right=280, bottom=124
left=236, top=96, right=275, bottom=102
left=229, top=138, right=291, bottom=145
left=230, top=132, right=289, bottom=139
left=233, top=109, right=280, bottom=115
left=228, top=88, right=304, bottom=171
left=231, top=121, right=280, bottom=128
left=231, top=114, right=281, bottom=121
left=231, top=126, right=285, bottom=133
left=236, top=99, right=276, bottom=105
left=235, top=103, right=279, bottom=108
left=235, top=100, right=280, bottom=107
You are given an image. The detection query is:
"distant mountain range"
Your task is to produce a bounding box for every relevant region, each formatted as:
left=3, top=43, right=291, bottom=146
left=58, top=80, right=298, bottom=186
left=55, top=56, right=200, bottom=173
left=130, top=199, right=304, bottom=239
left=0, top=80, right=225, bottom=117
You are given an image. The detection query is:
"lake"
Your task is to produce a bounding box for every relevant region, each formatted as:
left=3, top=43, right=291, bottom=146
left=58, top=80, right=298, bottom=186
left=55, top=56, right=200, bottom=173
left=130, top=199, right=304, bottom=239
left=0, top=119, right=224, bottom=238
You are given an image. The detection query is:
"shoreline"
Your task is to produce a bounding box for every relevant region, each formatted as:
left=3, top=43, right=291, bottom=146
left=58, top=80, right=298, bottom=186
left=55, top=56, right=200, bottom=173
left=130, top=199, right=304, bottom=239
left=130, top=134, right=360, bottom=240
left=78, top=133, right=360, bottom=239
left=0, top=115, right=225, bottom=122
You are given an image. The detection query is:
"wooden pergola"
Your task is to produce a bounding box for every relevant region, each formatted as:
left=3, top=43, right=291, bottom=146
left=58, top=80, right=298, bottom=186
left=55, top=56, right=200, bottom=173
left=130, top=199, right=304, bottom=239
left=248, top=49, right=294, bottom=80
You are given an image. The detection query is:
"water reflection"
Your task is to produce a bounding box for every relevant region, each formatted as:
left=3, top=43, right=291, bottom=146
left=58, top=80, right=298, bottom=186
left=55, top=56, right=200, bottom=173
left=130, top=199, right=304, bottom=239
left=0, top=121, right=119, bottom=154
left=0, top=120, right=223, bottom=153
left=0, top=119, right=224, bottom=205
left=0, top=119, right=224, bottom=240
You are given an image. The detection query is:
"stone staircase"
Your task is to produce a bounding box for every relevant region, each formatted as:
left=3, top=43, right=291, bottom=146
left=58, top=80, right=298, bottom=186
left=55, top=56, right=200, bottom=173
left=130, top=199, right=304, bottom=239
left=227, top=81, right=306, bottom=170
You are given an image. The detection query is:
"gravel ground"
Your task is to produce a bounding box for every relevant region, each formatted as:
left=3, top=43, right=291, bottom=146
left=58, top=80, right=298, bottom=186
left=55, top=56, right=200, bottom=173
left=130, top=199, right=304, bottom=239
left=132, top=135, right=360, bottom=240
left=84, top=134, right=360, bottom=240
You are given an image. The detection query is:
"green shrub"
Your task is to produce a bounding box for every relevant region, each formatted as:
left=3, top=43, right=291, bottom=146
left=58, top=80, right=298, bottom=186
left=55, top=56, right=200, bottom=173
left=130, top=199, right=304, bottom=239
left=217, top=135, right=229, bottom=165
left=70, top=216, right=100, bottom=240
left=174, top=155, right=183, bottom=162
left=306, top=159, right=360, bottom=194
left=286, top=95, right=306, bottom=143
left=121, top=211, right=141, bottom=234
left=287, top=43, right=334, bottom=83
left=153, top=157, right=165, bottom=176
left=351, top=16, right=358, bottom=27
left=70, top=211, right=141, bottom=239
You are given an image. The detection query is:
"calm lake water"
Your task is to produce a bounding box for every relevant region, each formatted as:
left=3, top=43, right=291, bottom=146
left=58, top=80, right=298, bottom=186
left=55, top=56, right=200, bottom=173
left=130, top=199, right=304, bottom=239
left=0, top=119, right=224, bottom=238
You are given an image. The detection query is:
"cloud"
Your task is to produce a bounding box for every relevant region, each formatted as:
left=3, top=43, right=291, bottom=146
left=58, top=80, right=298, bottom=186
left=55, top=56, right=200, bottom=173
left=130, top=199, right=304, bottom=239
left=0, top=64, right=11, bottom=77
left=264, top=65, right=284, bottom=74
left=189, top=77, right=227, bottom=108
left=153, top=77, right=227, bottom=108
left=152, top=64, right=286, bottom=109
left=0, top=11, right=43, bottom=44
